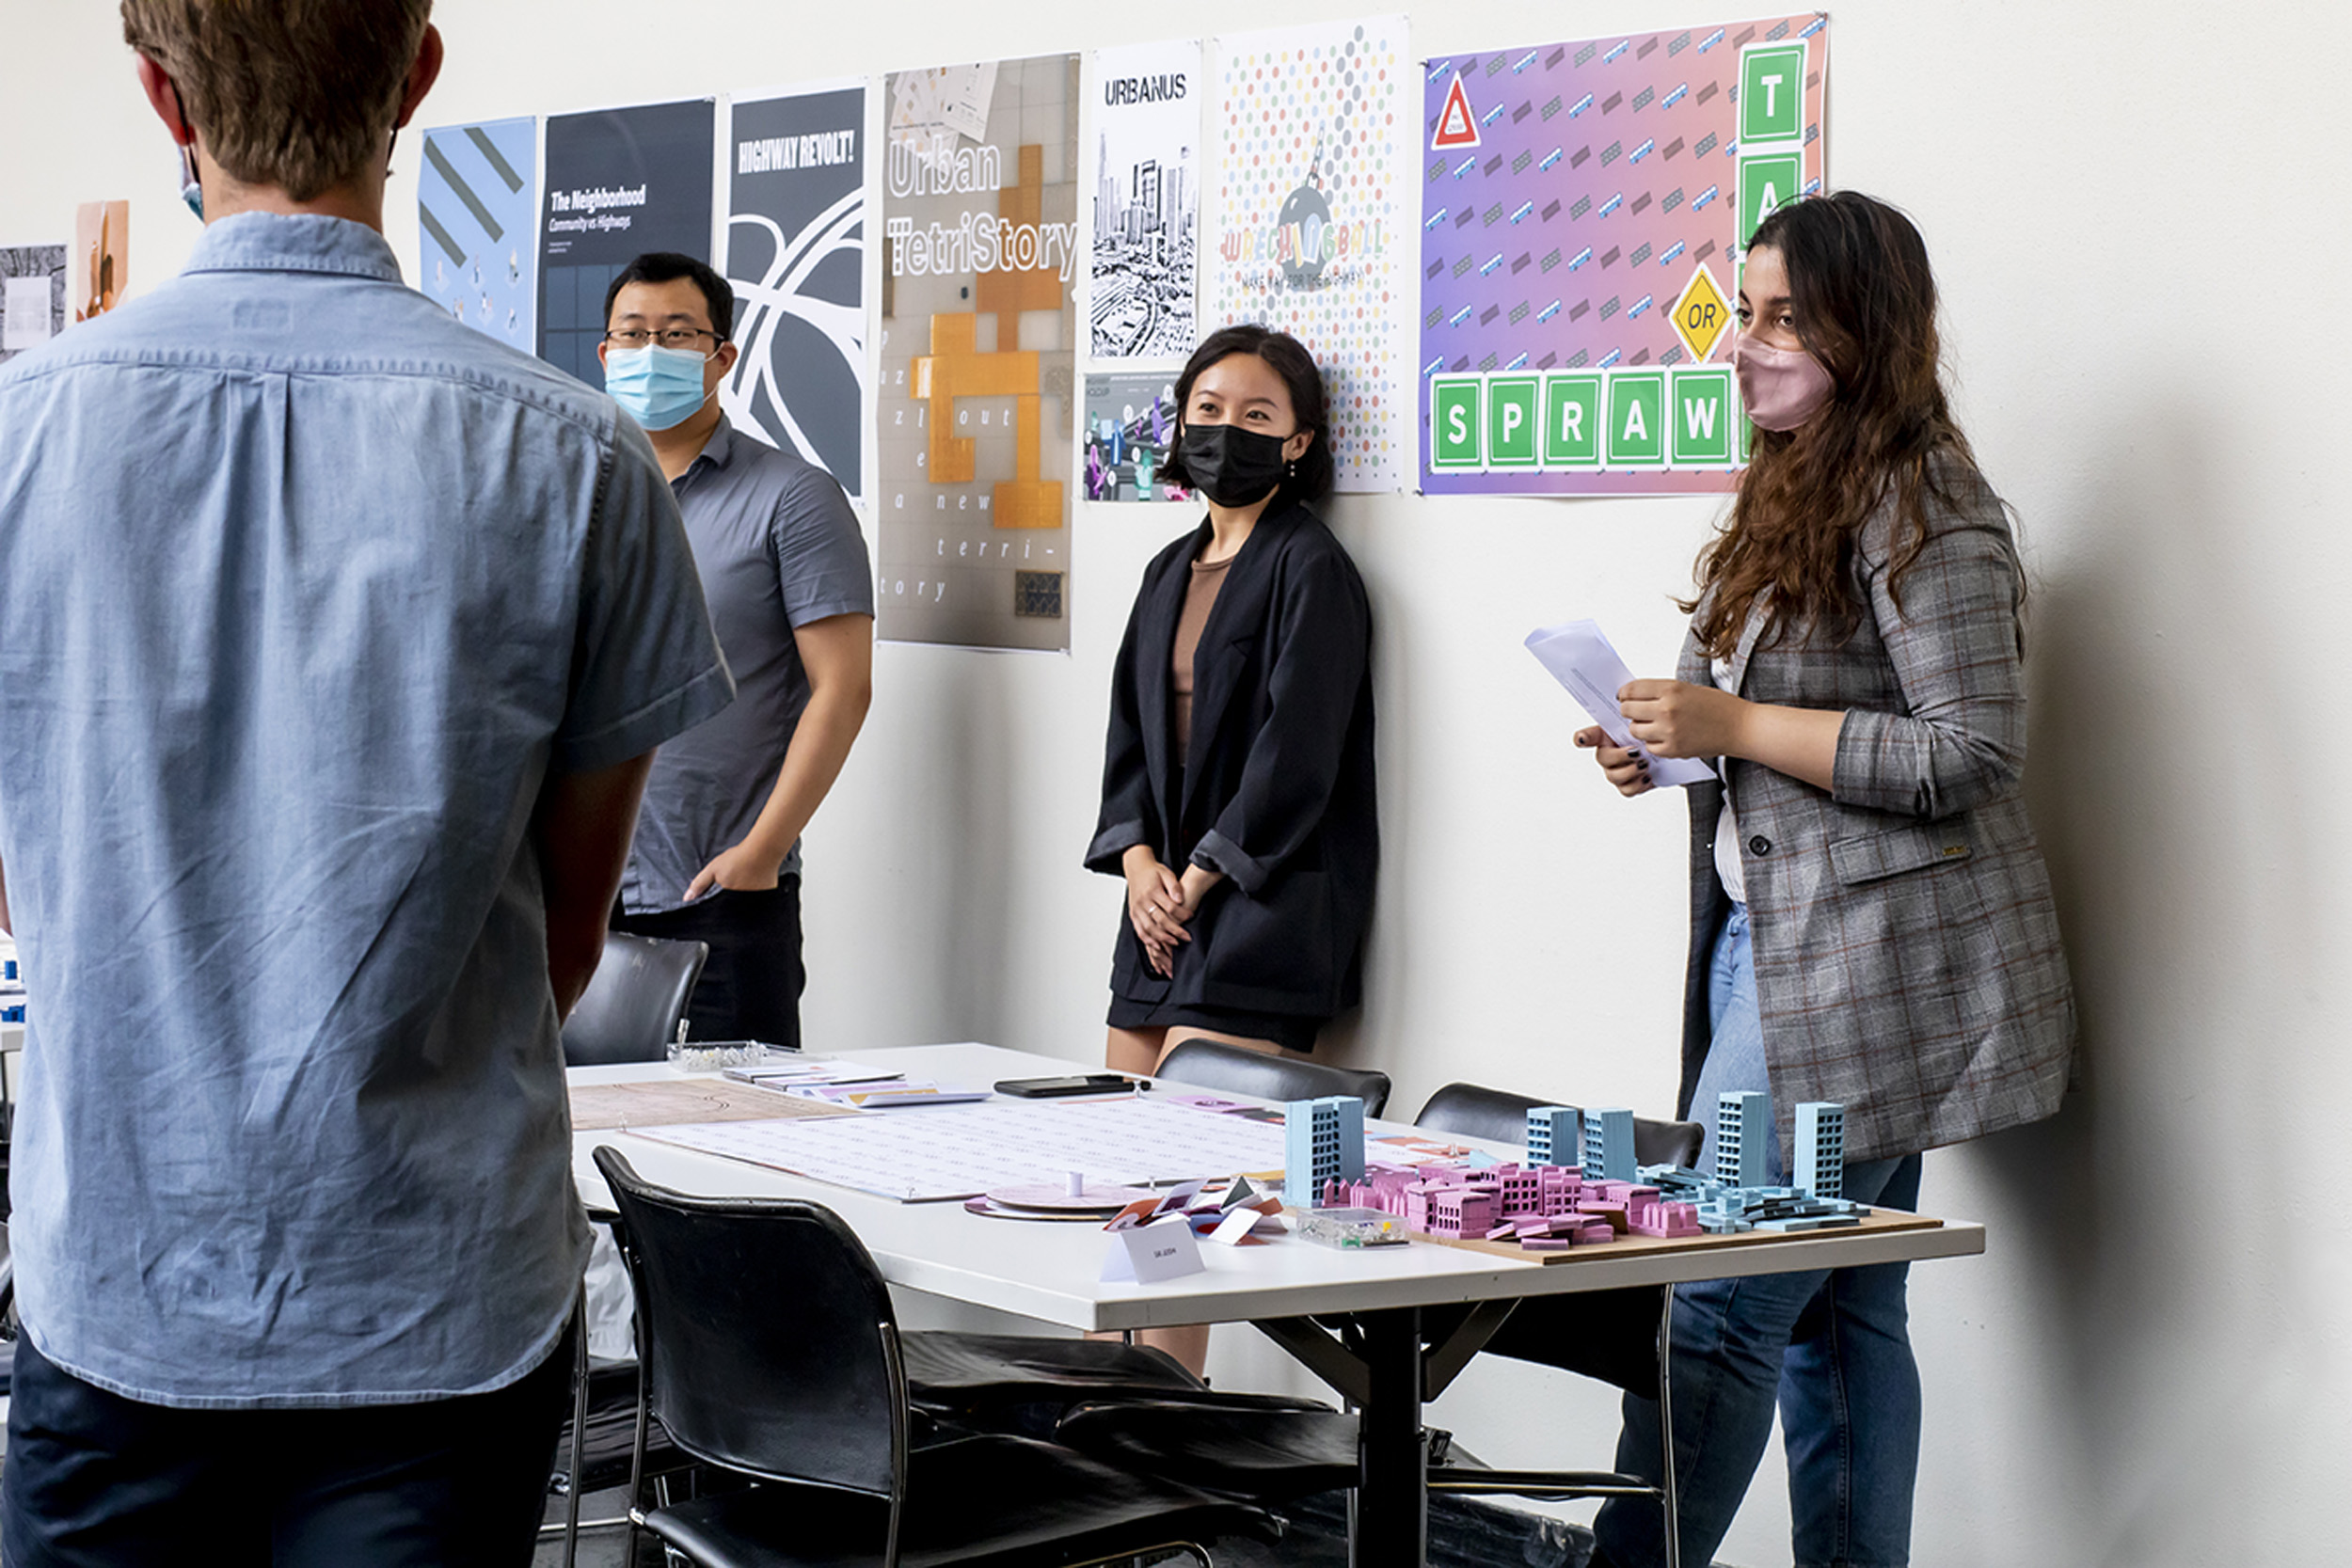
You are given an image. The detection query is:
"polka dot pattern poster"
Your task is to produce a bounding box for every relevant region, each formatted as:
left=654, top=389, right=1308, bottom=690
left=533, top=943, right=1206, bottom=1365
left=1210, top=16, right=1414, bottom=494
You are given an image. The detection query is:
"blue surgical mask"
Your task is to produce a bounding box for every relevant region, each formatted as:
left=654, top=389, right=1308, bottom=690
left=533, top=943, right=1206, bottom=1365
left=178, top=144, right=203, bottom=221
left=604, top=344, right=714, bottom=432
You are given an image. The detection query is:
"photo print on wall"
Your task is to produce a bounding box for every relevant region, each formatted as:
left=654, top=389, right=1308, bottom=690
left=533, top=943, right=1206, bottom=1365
left=1418, top=14, right=1829, bottom=496
left=1, top=244, right=68, bottom=364
left=876, top=55, right=1080, bottom=652
left=724, top=82, right=869, bottom=501
left=1209, top=16, right=1416, bottom=493
left=1089, top=40, right=1201, bottom=362
left=1084, top=371, right=1187, bottom=502
left=417, top=116, right=538, bottom=350
left=72, top=200, right=129, bottom=322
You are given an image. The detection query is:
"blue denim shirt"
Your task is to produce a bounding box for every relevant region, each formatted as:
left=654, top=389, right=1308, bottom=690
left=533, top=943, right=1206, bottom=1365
left=0, top=214, right=733, bottom=1407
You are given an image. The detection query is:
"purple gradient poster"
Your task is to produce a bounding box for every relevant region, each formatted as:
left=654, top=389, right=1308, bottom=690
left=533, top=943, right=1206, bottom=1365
left=1418, top=15, right=1828, bottom=496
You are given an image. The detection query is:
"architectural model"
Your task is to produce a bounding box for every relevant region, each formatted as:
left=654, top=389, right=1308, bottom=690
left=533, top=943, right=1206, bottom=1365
left=1524, top=1105, right=1580, bottom=1168
left=1285, top=1096, right=1366, bottom=1201
left=1298, top=1096, right=1868, bottom=1254
left=1716, top=1091, right=1771, bottom=1189
left=1581, top=1106, right=1636, bottom=1183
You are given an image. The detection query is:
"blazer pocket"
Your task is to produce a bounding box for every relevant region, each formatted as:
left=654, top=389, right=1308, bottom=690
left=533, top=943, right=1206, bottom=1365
left=1828, top=819, right=1975, bottom=885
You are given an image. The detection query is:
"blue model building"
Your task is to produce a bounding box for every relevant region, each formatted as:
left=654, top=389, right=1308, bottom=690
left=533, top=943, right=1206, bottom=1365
left=1581, top=1106, right=1635, bottom=1182
left=1715, top=1090, right=1771, bottom=1189
left=1525, top=1105, right=1580, bottom=1167
left=1793, top=1101, right=1846, bottom=1199
left=1285, top=1096, right=1366, bottom=1205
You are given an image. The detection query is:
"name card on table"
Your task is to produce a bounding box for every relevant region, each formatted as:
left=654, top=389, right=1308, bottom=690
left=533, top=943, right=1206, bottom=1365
left=1102, top=1215, right=1205, bottom=1283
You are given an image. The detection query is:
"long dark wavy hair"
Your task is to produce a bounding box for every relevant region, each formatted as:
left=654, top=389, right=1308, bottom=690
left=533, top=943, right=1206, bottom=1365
left=1688, top=192, right=1986, bottom=658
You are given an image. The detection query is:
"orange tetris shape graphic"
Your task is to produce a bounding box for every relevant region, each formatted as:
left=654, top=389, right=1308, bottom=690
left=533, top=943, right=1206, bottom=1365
left=909, top=143, right=1066, bottom=531
left=1432, top=74, right=1480, bottom=150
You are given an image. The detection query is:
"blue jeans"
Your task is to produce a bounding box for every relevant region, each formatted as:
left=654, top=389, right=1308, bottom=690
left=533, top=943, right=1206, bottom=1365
left=1596, top=905, right=1926, bottom=1568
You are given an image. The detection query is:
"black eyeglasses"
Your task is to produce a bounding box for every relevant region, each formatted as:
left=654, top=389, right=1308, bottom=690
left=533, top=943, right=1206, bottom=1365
left=601, top=327, right=723, bottom=350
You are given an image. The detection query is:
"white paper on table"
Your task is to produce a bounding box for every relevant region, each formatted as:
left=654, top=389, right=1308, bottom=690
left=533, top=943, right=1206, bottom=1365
left=4, top=277, right=53, bottom=351
left=1205, top=1208, right=1265, bottom=1247
left=1524, top=619, right=1716, bottom=787
left=1102, top=1215, right=1204, bottom=1282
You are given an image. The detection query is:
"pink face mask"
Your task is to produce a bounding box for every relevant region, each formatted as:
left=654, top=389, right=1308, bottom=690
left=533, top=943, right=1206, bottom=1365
left=1732, top=331, right=1835, bottom=432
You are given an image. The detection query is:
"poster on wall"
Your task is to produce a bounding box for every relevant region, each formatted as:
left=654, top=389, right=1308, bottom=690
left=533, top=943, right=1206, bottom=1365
left=1, top=244, right=68, bottom=364
left=1088, top=40, right=1200, bottom=362
left=537, top=99, right=716, bottom=388
left=72, top=200, right=129, bottom=321
left=1208, top=16, right=1414, bottom=494
left=876, top=55, right=1080, bottom=653
left=1083, top=371, right=1186, bottom=502
left=1418, top=15, right=1829, bottom=496
left=417, top=116, right=537, bottom=350
left=723, top=83, right=867, bottom=501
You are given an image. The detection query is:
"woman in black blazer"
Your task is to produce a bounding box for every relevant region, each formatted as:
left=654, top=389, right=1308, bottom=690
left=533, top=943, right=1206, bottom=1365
left=1086, top=325, right=1375, bottom=1076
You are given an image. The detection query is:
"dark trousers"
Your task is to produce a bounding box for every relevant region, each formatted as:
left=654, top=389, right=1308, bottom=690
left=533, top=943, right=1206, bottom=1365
left=1, top=1326, right=574, bottom=1567
left=612, top=877, right=804, bottom=1048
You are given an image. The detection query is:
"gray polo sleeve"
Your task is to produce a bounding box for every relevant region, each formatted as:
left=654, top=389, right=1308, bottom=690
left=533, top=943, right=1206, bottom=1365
left=553, top=420, right=737, bottom=773
left=771, top=463, right=876, bottom=628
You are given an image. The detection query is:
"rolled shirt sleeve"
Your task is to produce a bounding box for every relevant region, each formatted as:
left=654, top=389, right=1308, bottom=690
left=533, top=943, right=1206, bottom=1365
left=554, top=420, right=736, bottom=774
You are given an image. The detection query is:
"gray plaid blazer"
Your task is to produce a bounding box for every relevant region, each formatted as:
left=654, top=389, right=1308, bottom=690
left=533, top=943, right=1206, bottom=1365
left=1677, top=464, right=2076, bottom=1164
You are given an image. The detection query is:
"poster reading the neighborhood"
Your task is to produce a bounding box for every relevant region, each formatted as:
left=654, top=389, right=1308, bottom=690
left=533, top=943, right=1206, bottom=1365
left=537, top=99, right=716, bottom=388
left=1209, top=17, right=1414, bottom=493
left=724, top=83, right=867, bottom=500
left=1, top=244, right=67, bottom=364
left=1418, top=16, right=1828, bottom=496
left=1089, top=40, right=1200, bottom=361
left=877, top=55, right=1080, bottom=653
left=1084, top=372, right=1186, bottom=502
left=418, top=116, right=537, bottom=350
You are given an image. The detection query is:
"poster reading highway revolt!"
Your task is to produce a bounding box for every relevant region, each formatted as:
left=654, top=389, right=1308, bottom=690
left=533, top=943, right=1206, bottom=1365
left=1418, top=15, right=1829, bottom=496
left=725, top=82, right=868, bottom=500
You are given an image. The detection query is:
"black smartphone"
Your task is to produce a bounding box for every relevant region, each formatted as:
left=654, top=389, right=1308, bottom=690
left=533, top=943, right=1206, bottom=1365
left=993, top=1073, right=1137, bottom=1099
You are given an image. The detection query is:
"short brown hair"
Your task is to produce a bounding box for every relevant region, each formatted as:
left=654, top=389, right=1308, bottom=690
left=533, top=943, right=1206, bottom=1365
left=122, top=1, right=434, bottom=202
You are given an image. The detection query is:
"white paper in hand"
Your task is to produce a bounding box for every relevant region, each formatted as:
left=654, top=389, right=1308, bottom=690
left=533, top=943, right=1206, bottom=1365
left=1525, top=619, right=1716, bottom=787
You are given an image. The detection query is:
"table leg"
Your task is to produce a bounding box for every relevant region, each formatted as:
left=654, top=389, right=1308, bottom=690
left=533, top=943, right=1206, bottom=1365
left=1351, top=1306, right=1426, bottom=1568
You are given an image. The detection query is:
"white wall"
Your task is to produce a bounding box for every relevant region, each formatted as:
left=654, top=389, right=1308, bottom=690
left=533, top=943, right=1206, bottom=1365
left=7, top=3, right=2348, bottom=1562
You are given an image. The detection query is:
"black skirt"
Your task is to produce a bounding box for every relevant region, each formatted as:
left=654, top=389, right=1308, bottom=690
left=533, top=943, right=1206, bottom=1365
left=1104, top=995, right=1324, bottom=1054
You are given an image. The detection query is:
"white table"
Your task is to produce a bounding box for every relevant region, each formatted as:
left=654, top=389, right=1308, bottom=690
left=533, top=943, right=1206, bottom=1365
left=572, top=1043, right=1984, bottom=1568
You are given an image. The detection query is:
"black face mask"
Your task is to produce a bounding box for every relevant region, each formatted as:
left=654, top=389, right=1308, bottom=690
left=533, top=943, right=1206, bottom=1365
left=1177, top=422, right=1290, bottom=508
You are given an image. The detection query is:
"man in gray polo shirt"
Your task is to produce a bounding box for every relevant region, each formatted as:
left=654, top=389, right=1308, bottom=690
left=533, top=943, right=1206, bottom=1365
left=598, top=253, right=874, bottom=1047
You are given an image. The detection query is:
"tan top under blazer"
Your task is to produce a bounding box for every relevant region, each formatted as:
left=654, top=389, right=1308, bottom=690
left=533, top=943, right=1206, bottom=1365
left=1677, top=461, right=2076, bottom=1164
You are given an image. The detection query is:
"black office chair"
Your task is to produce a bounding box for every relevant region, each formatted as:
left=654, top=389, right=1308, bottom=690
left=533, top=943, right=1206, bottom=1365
left=592, top=1146, right=1279, bottom=1568
left=1156, top=1037, right=1391, bottom=1117
left=562, top=932, right=709, bottom=1067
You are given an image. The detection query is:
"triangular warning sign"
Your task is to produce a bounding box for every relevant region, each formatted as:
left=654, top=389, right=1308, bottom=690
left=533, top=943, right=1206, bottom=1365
left=1433, top=73, right=1481, bottom=150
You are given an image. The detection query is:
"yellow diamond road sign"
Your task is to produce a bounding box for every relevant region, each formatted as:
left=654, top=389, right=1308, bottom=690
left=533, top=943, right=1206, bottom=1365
left=1671, top=262, right=1732, bottom=364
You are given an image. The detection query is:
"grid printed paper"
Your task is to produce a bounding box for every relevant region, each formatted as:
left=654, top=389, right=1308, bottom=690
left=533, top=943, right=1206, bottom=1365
left=629, top=1094, right=1289, bottom=1201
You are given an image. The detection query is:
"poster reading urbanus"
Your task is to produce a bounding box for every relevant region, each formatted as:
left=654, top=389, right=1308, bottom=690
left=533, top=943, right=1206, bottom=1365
left=1209, top=16, right=1415, bottom=493
left=537, top=99, right=716, bottom=388
left=724, top=83, right=867, bottom=500
left=1089, top=40, right=1200, bottom=361
left=1418, top=16, right=1828, bottom=496
left=417, top=116, right=537, bottom=350
left=877, top=55, right=1079, bottom=652
left=1, top=244, right=68, bottom=364
left=1084, top=372, right=1185, bottom=502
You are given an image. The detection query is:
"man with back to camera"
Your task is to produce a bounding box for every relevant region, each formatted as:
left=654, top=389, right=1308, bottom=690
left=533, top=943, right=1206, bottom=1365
left=598, top=253, right=875, bottom=1048
left=0, top=4, right=733, bottom=1560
